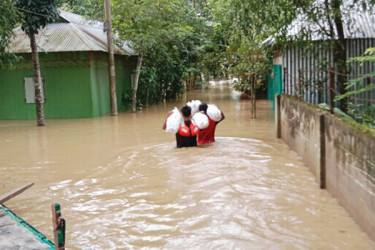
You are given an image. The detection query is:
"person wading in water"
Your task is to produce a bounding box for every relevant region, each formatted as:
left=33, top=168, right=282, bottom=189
left=163, top=105, right=199, bottom=148
left=197, top=103, right=225, bottom=145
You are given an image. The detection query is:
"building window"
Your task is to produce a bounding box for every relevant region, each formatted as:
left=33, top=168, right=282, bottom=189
left=24, top=77, right=45, bottom=103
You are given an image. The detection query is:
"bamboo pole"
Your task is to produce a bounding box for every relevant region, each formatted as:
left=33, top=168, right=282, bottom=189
left=0, top=183, right=34, bottom=204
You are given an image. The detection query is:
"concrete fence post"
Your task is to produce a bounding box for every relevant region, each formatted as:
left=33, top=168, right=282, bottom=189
left=276, top=94, right=281, bottom=139
left=319, top=114, right=326, bottom=189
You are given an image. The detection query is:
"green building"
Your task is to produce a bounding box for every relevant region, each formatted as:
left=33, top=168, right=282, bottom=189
left=0, top=10, right=137, bottom=119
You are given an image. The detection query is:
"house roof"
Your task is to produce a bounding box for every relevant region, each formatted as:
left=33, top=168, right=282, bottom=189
left=263, top=1, right=375, bottom=46
left=287, top=8, right=375, bottom=40
left=9, top=10, right=135, bottom=55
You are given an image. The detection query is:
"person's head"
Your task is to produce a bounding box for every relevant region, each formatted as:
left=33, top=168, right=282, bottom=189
left=199, top=103, right=208, bottom=113
left=180, top=105, right=192, bottom=118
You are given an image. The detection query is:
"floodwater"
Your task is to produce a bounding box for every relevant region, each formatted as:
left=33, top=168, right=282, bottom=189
left=0, top=81, right=374, bottom=249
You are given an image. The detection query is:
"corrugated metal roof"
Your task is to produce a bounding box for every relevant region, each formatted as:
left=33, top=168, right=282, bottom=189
left=287, top=2, right=375, bottom=40
left=263, top=1, right=375, bottom=46
left=345, top=11, right=375, bottom=38
left=9, top=10, right=135, bottom=55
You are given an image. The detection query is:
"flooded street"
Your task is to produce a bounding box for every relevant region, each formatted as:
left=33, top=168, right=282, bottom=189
left=1, top=82, right=374, bottom=249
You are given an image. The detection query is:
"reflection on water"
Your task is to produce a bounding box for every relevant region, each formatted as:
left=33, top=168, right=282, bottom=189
left=0, top=82, right=374, bottom=249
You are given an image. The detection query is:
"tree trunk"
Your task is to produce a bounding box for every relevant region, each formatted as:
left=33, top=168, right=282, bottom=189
left=251, top=75, right=256, bottom=119
left=105, top=0, right=118, bottom=116
left=331, top=0, right=348, bottom=113
left=193, top=61, right=198, bottom=89
left=187, top=72, right=192, bottom=91
left=132, top=50, right=143, bottom=112
left=30, top=33, right=45, bottom=126
left=146, top=88, right=149, bottom=107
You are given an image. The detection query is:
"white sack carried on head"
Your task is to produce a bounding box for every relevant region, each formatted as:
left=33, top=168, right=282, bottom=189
left=186, top=100, right=201, bottom=115
left=165, top=107, right=182, bottom=134
left=192, top=112, right=209, bottom=129
left=207, top=104, right=222, bottom=122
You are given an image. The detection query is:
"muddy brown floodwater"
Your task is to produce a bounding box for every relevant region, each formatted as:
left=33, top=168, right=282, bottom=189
left=0, top=81, right=374, bottom=249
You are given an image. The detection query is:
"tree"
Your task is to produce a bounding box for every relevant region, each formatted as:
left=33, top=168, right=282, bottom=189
left=112, top=0, right=189, bottom=112
left=208, top=0, right=296, bottom=79
left=206, top=0, right=296, bottom=118
left=61, top=0, right=212, bottom=108
left=276, top=0, right=374, bottom=113
left=287, top=0, right=347, bottom=112
left=15, top=0, right=59, bottom=126
left=57, top=0, right=104, bottom=20
left=119, top=0, right=213, bottom=106
left=208, top=0, right=374, bottom=116
left=0, top=0, right=19, bottom=66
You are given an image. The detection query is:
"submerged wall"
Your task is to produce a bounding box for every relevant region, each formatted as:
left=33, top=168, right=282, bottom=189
left=276, top=94, right=375, bottom=241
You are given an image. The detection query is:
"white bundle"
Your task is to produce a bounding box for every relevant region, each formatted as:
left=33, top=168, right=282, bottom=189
left=192, top=112, right=209, bottom=129
left=165, top=107, right=182, bottom=134
left=186, top=100, right=201, bottom=115
left=207, top=104, right=222, bottom=122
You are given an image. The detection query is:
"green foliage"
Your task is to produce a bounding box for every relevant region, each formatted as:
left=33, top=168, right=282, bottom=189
left=57, top=0, right=104, bottom=20
left=205, top=0, right=296, bottom=91
left=112, top=0, right=188, bottom=110
left=346, top=102, right=375, bottom=129
left=15, top=0, right=59, bottom=37
left=135, top=2, right=213, bottom=104
left=111, top=0, right=217, bottom=106
left=335, top=47, right=375, bottom=128
left=362, top=105, right=375, bottom=128
left=336, top=47, right=375, bottom=100
left=0, top=0, right=20, bottom=65
left=112, top=0, right=183, bottom=53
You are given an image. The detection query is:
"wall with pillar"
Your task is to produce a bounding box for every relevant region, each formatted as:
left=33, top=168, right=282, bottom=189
left=276, top=94, right=375, bottom=241
left=276, top=95, right=326, bottom=187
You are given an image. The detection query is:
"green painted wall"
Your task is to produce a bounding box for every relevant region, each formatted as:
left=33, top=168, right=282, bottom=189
left=0, top=52, right=135, bottom=119
left=90, top=54, right=110, bottom=117
left=0, top=67, right=35, bottom=119
left=43, top=66, right=93, bottom=118
left=89, top=52, right=136, bottom=114
left=115, top=54, right=136, bottom=110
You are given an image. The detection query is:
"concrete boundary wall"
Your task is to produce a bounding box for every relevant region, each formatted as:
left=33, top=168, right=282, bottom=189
left=276, top=94, right=375, bottom=241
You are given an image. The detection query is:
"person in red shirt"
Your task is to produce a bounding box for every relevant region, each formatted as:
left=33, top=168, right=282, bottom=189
left=197, top=103, right=225, bottom=145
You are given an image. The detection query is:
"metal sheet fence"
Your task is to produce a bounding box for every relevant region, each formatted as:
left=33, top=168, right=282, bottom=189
left=282, top=38, right=375, bottom=121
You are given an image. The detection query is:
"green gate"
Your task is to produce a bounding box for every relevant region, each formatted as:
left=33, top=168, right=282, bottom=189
left=267, top=65, right=283, bottom=108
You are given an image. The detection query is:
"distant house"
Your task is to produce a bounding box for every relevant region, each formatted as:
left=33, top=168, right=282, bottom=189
left=0, top=10, right=137, bottom=119
left=266, top=5, right=375, bottom=109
